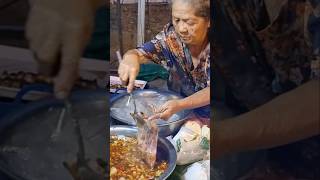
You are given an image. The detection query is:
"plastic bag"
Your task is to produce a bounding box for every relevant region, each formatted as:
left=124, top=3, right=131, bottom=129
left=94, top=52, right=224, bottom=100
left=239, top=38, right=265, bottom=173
left=183, top=160, right=210, bottom=180
left=171, top=120, right=210, bottom=165
left=136, top=118, right=158, bottom=168
left=130, top=110, right=159, bottom=168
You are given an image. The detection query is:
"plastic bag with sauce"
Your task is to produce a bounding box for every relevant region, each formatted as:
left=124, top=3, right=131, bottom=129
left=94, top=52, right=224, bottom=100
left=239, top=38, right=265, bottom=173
left=131, top=112, right=159, bottom=168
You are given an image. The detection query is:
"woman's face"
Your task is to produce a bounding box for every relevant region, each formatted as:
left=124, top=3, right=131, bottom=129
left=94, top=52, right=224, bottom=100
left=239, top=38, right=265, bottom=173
left=172, top=1, right=210, bottom=46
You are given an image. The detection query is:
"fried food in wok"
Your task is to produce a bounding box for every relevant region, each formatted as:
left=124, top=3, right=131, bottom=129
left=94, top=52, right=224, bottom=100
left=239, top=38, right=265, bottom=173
left=110, top=136, right=168, bottom=180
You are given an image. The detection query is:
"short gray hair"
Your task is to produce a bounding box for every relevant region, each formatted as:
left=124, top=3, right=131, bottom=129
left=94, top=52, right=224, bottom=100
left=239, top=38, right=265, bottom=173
left=171, top=0, right=210, bottom=18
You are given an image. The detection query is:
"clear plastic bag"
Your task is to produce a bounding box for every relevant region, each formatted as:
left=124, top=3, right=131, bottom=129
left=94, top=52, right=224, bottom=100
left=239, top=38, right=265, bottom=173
left=136, top=118, right=158, bottom=168
left=128, top=96, right=159, bottom=169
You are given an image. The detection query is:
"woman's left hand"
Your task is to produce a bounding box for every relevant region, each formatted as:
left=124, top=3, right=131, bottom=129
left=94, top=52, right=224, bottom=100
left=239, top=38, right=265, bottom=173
left=148, top=100, right=183, bottom=121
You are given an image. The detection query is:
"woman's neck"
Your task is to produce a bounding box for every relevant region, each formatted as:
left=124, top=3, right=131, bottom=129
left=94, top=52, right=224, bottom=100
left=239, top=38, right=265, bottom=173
left=188, top=38, right=208, bottom=57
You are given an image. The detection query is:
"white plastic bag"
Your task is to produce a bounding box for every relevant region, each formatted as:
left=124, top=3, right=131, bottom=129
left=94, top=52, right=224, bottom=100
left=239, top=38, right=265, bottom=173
left=171, top=120, right=210, bottom=165
left=183, top=160, right=210, bottom=180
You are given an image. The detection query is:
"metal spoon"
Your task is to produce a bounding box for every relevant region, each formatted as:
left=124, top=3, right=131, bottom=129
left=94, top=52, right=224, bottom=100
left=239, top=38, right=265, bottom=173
left=126, top=93, right=132, bottom=106
left=51, top=100, right=70, bottom=139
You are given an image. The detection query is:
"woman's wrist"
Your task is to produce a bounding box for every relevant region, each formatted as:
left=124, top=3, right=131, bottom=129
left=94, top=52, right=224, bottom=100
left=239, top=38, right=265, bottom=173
left=177, top=98, right=192, bottom=110
left=123, top=51, right=139, bottom=63
left=124, top=49, right=148, bottom=64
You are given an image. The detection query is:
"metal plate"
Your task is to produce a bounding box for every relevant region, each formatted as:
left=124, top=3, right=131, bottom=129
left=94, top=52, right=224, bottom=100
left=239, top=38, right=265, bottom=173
left=110, top=89, right=191, bottom=126
left=110, top=89, right=192, bottom=136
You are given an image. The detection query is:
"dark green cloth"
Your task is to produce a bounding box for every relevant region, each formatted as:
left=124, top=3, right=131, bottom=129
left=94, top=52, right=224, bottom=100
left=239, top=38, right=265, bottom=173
left=136, top=63, right=169, bottom=82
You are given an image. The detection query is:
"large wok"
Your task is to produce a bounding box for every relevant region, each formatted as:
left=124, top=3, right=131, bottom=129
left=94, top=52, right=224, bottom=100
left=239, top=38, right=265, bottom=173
left=0, top=86, right=107, bottom=180
left=110, top=125, right=177, bottom=180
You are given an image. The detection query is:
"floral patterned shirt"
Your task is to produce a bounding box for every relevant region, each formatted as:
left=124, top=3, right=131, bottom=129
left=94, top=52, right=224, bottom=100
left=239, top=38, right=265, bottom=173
left=137, top=23, right=210, bottom=97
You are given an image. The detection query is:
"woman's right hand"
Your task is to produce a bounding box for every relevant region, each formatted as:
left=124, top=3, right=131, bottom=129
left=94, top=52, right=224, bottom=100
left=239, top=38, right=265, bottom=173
left=118, top=52, right=141, bottom=93
left=148, top=100, right=183, bottom=121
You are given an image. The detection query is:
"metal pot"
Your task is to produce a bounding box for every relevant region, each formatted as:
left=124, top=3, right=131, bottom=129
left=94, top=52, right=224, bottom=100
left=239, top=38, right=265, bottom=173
left=110, top=89, right=192, bottom=137
left=110, top=125, right=177, bottom=180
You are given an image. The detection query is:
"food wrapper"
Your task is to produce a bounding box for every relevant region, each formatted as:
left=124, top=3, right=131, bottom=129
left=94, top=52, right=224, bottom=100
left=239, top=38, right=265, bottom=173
left=170, top=120, right=210, bottom=165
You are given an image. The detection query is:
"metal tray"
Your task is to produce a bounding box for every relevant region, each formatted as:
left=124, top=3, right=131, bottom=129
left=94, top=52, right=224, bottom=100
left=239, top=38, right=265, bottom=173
left=110, top=89, right=192, bottom=136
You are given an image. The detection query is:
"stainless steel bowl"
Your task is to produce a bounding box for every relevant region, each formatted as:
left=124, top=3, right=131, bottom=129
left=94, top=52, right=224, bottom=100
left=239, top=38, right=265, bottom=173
left=110, top=89, right=192, bottom=136
left=110, top=125, right=177, bottom=180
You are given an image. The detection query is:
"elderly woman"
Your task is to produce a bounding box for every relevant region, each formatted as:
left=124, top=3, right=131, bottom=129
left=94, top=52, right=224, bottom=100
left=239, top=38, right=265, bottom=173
left=118, top=0, right=210, bottom=120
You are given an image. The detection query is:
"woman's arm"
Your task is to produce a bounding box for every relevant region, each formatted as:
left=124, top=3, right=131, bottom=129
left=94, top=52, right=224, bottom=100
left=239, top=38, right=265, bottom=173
left=178, top=86, right=210, bottom=109
left=122, top=49, right=151, bottom=64
left=118, top=49, right=151, bottom=92
left=213, top=80, right=320, bottom=158
left=149, top=87, right=210, bottom=120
